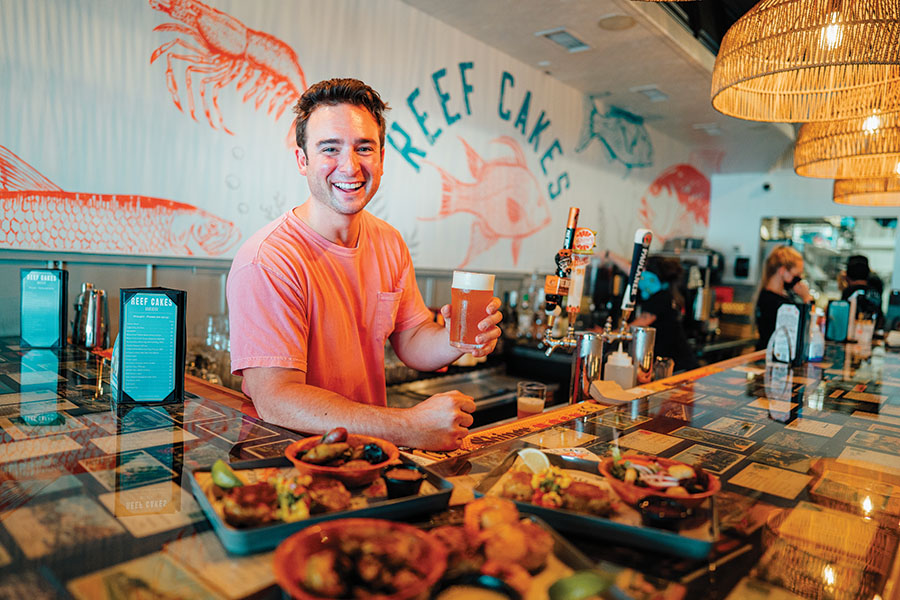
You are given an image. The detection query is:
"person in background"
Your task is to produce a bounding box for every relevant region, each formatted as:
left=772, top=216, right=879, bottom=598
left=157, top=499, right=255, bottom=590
left=226, top=78, right=503, bottom=451
left=754, top=245, right=814, bottom=351
left=631, top=256, right=699, bottom=373
left=841, top=254, right=884, bottom=330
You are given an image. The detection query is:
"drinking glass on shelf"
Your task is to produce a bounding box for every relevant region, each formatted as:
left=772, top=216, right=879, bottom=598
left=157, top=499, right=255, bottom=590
left=517, top=381, right=547, bottom=419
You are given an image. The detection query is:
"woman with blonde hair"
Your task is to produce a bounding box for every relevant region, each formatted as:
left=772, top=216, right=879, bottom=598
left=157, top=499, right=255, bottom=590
left=754, top=245, right=814, bottom=350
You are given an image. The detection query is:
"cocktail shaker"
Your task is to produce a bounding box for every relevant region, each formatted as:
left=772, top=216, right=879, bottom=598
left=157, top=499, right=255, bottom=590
left=73, top=283, right=109, bottom=349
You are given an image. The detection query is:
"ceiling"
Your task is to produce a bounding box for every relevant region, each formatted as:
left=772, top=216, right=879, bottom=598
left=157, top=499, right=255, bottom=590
left=659, top=0, right=760, bottom=54
left=399, top=0, right=794, bottom=174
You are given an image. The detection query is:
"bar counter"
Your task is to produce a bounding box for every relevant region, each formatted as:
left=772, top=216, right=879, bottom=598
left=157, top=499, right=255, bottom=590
left=0, top=336, right=898, bottom=599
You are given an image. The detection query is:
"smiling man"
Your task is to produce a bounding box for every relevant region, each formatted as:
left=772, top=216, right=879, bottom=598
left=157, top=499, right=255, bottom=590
left=226, top=78, right=502, bottom=451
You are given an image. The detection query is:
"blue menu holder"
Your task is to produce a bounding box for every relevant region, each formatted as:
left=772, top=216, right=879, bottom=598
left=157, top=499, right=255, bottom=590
left=114, top=287, right=186, bottom=405
left=20, top=268, right=68, bottom=348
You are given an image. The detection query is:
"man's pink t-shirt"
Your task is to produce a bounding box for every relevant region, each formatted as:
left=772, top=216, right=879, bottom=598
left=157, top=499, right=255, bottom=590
left=226, top=209, right=432, bottom=407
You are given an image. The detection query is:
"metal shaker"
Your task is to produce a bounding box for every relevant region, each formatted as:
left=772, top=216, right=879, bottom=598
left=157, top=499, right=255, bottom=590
left=569, top=331, right=603, bottom=404
left=630, top=325, right=656, bottom=385
left=73, top=283, right=109, bottom=349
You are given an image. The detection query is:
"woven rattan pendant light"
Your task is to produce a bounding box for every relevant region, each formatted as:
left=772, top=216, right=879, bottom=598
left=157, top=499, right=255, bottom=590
left=711, top=0, right=900, bottom=123
left=795, top=109, right=900, bottom=178
left=833, top=177, right=900, bottom=205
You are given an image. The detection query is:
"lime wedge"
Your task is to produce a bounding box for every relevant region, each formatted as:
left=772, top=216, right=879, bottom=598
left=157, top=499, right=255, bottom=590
left=548, top=570, right=611, bottom=600
left=517, top=448, right=550, bottom=473
left=211, top=459, right=243, bottom=489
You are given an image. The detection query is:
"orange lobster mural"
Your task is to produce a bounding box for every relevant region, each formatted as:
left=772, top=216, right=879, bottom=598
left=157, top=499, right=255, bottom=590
left=638, top=164, right=710, bottom=245
left=148, top=0, right=307, bottom=135
left=421, top=137, right=551, bottom=268
left=0, top=146, right=240, bottom=257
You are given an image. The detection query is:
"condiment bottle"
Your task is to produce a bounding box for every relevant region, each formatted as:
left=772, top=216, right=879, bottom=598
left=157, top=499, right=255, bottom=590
left=807, top=312, right=824, bottom=361
left=605, top=342, right=635, bottom=389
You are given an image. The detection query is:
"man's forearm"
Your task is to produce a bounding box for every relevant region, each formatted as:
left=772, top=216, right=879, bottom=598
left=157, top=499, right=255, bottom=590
left=253, top=380, right=418, bottom=443
left=390, top=321, right=462, bottom=371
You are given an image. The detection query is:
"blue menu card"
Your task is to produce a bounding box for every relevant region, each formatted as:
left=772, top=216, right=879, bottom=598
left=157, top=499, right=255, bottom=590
left=20, top=268, right=68, bottom=348
left=115, top=288, right=186, bottom=405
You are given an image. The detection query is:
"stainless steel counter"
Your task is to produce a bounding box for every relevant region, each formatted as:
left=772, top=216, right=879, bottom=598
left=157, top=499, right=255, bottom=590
left=386, top=366, right=560, bottom=413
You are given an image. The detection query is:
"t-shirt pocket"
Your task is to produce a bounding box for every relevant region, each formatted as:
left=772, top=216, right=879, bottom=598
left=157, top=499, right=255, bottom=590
left=375, top=291, right=402, bottom=342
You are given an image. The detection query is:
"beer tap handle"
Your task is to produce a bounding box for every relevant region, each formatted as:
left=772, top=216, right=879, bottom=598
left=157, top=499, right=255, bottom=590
left=544, top=207, right=580, bottom=315
left=620, top=229, right=653, bottom=324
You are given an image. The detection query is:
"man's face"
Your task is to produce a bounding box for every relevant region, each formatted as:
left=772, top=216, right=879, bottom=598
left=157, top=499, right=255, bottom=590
left=296, top=103, right=384, bottom=216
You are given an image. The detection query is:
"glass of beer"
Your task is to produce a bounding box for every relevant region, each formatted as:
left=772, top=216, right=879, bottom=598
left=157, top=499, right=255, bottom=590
left=449, top=270, right=495, bottom=351
left=517, top=381, right=546, bottom=419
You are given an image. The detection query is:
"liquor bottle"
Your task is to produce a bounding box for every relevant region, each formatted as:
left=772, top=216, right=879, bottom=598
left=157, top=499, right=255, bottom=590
left=517, top=293, right=534, bottom=340
left=505, top=290, right=520, bottom=339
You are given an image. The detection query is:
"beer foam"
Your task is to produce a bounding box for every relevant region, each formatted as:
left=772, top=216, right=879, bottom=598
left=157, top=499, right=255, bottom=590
left=452, top=271, right=494, bottom=290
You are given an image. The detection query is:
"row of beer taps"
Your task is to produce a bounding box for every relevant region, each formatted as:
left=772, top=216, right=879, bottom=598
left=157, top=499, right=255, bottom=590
left=540, top=206, right=653, bottom=357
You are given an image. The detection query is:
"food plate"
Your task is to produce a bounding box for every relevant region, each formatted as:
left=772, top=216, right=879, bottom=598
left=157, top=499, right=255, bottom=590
left=188, top=456, right=453, bottom=555
left=427, top=512, right=595, bottom=600
left=274, top=518, right=448, bottom=600
left=285, top=433, right=400, bottom=487
left=599, top=454, right=721, bottom=509
left=474, top=452, right=716, bottom=559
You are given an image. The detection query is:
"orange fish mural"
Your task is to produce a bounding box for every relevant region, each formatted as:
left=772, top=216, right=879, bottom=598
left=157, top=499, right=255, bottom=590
left=0, top=146, right=240, bottom=257
left=421, top=136, right=552, bottom=268
left=638, top=164, right=710, bottom=245
left=148, top=0, right=308, bottom=135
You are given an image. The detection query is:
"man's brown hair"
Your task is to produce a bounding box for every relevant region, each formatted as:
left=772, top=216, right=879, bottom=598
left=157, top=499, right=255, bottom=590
left=293, top=78, right=389, bottom=152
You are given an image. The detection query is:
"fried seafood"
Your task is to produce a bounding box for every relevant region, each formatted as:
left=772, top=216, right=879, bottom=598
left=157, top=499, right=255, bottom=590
left=562, top=480, right=618, bottom=516
left=478, top=519, right=552, bottom=573
left=429, top=525, right=485, bottom=577
left=211, top=467, right=360, bottom=527
left=303, top=549, right=346, bottom=597
left=362, top=477, right=387, bottom=499
left=299, top=527, right=429, bottom=598
left=302, top=442, right=351, bottom=465
left=501, top=466, right=619, bottom=517
left=427, top=497, right=554, bottom=597
left=298, top=427, right=390, bottom=468
left=308, top=478, right=352, bottom=513
left=464, top=496, right=520, bottom=540
left=222, top=482, right=279, bottom=527
left=500, top=469, right=533, bottom=502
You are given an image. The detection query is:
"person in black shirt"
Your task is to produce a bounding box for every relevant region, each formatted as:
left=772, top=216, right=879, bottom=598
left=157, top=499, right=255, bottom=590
left=841, top=254, right=884, bottom=329
left=755, top=245, right=814, bottom=350
left=632, top=257, right=699, bottom=373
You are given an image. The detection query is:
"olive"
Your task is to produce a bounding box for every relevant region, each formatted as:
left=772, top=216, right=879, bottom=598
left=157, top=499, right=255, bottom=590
left=362, top=443, right=388, bottom=464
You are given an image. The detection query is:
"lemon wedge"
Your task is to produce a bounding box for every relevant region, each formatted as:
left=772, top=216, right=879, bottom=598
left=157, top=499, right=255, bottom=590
left=517, top=448, right=550, bottom=473
left=211, top=459, right=243, bottom=489
left=549, top=570, right=611, bottom=600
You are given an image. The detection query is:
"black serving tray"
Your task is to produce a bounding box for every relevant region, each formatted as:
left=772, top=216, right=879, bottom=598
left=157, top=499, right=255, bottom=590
left=189, top=456, right=453, bottom=555
left=474, top=451, right=717, bottom=560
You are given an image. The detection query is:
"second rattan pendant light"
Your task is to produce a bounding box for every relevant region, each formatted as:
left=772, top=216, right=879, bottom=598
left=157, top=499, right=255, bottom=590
left=711, top=0, right=900, bottom=123
left=833, top=177, right=900, bottom=205
left=795, top=109, right=900, bottom=178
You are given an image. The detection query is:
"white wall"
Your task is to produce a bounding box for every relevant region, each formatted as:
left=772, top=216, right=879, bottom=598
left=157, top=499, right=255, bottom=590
left=708, top=169, right=900, bottom=289
left=0, top=0, right=710, bottom=275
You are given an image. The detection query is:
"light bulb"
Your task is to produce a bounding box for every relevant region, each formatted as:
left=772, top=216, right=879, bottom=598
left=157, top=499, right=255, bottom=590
left=822, top=12, right=843, bottom=49
left=862, top=114, right=881, bottom=134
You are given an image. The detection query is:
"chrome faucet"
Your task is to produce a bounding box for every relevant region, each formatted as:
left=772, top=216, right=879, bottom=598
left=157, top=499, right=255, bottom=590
left=542, top=309, right=579, bottom=356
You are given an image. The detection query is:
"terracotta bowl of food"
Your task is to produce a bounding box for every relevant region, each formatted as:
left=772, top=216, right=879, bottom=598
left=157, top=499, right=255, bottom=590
left=598, top=455, right=720, bottom=509
left=273, top=518, right=447, bottom=600
left=285, top=433, right=400, bottom=488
